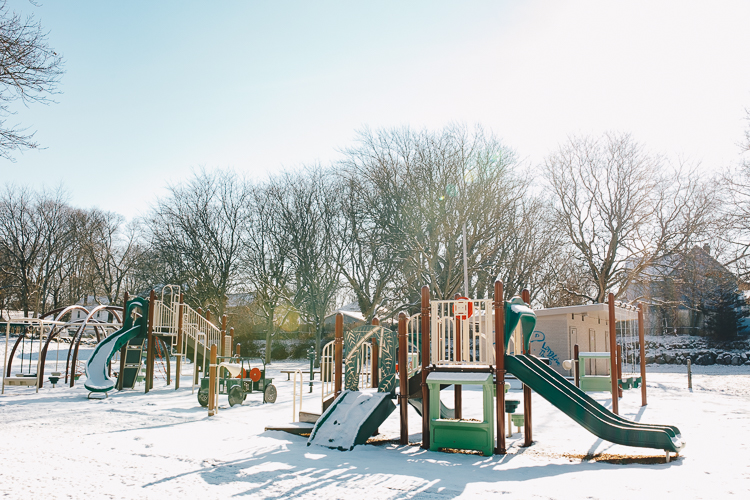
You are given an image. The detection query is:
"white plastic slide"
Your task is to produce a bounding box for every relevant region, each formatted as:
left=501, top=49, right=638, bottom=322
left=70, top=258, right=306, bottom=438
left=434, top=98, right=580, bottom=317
left=84, top=325, right=143, bottom=394
left=307, top=390, right=396, bottom=451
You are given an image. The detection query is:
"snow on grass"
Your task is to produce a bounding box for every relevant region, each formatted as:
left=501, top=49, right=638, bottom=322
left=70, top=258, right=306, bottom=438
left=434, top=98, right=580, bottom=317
left=2, top=342, right=750, bottom=499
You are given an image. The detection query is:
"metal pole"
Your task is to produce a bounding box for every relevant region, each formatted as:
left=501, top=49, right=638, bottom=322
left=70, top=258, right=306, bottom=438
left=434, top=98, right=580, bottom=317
left=117, top=292, right=129, bottom=391
left=146, top=290, right=156, bottom=393
left=463, top=221, right=469, bottom=296
left=371, top=318, right=379, bottom=389
left=494, top=280, right=506, bottom=454
left=398, top=312, right=408, bottom=445
left=638, top=302, right=647, bottom=406
left=334, top=313, right=343, bottom=397
left=175, top=294, right=183, bottom=390
left=421, top=285, right=431, bottom=450
left=521, top=288, right=532, bottom=447
left=608, top=293, right=619, bottom=415
left=208, top=344, right=217, bottom=416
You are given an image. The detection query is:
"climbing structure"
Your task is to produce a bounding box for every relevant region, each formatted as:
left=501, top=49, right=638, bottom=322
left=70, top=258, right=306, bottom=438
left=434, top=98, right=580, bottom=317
left=313, top=281, right=685, bottom=460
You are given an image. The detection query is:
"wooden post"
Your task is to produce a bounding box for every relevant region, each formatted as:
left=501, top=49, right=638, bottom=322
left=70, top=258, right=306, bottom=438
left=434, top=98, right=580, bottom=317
left=521, top=288, right=532, bottom=447
left=398, top=312, right=408, bottom=445
left=145, top=290, right=156, bottom=393
left=574, top=343, right=580, bottom=388
left=334, top=313, right=343, bottom=397
left=221, top=315, right=227, bottom=357
left=236, top=343, right=241, bottom=357
left=164, top=339, right=172, bottom=386
left=494, top=280, right=506, bottom=454
left=117, top=291, right=129, bottom=391
left=638, top=302, right=647, bottom=406
left=175, top=294, right=184, bottom=390
left=608, top=293, right=619, bottom=415
left=421, top=285, right=431, bottom=450
left=229, top=327, right=235, bottom=354
left=208, top=344, right=217, bottom=416
left=206, top=310, right=211, bottom=323
left=371, top=318, right=379, bottom=388
left=454, top=293, right=462, bottom=420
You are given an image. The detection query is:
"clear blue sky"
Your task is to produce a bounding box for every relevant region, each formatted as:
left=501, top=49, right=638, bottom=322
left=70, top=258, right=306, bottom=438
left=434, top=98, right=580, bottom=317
left=4, top=0, right=750, bottom=219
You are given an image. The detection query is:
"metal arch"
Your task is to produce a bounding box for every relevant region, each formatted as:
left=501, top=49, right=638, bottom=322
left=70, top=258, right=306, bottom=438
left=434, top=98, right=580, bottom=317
left=66, top=304, right=123, bottom=387
left=5, top=329, right=29, bottom=377
left=41, top=305, right=90, bottom=322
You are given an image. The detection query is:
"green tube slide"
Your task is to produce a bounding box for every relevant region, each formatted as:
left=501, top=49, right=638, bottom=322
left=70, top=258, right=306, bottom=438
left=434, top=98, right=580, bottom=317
left=505, top=354, right=685, bottom=453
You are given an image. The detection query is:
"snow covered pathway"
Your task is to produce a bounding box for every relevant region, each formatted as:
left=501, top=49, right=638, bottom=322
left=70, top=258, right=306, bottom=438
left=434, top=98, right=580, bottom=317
left=1, top=356, right=749, bottom=499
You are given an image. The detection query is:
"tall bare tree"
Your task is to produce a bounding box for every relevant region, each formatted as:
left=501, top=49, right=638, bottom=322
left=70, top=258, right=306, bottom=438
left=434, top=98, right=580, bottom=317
left=544, top=133, right=715, bottom=303
left=271, top=168, right=342, bottom=363
left=340, top=125, right=530, bottom=308
left=0, top=185, right=74, bottom=316
left=147, top=169, right=249, bottom=315
left=243, top=181, right=293, bottom=364
left=0, top=1, right=63, bottom=160
left=84, top=209, right=144, bottom=305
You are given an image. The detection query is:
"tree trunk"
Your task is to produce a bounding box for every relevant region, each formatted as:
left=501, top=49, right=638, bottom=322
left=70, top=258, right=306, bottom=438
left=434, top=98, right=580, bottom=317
left=264, top=306, right=274, bottom=365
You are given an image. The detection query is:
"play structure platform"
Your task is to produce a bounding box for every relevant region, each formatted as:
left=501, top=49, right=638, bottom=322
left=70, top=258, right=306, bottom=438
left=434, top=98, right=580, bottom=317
left=303, top=285, right=684, bottom=460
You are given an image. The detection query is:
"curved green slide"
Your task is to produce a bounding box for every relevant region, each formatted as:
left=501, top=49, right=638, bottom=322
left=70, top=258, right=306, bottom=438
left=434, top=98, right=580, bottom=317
left=506, top=354, right=685, bottom=453
left=84, top=298, right=148, bottom=394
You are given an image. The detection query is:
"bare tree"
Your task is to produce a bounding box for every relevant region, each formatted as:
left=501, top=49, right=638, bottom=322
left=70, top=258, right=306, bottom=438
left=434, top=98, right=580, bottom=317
left=341, top=125, right=530, bottom=308
left=243, top=181, right=293, bottom=365
left=271, top=168, right=342, bottom=363
left=84, top=210, right=145, bottom=305
left=0, top=185, right=74, bottom=316
left=333, top=169, right=407, bottom=321
left=0, top=1, right=63, bottom=160
left=543, top=133, right=715, bottom=303
left=147, top=169, right=250, bottom=315
left=719, top=109, right=750, bottom=279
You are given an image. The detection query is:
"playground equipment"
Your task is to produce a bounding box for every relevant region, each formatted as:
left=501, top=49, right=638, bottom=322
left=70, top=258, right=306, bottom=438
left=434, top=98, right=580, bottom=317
left=306, top=284, right=684, bottom=461
left=84, top=297, right=148, bottom=397
left=197, top=352, right=276, bottom=409
left=80, top=285, right=235, bottom=397
left=2, top=304, right=123, bottom=394
left=561, top=301, right=645, bottom=396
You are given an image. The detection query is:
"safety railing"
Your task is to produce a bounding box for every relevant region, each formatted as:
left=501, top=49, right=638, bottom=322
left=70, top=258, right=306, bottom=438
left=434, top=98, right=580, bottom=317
left=406, top=313, right=421, bottom=378
left=292, top=369, right=303, bottom=422
left=355, top=341, right=373, bottom=390
left=320, top=340, right=336, bottom=407
left=430, top=298, right=495, bottom=366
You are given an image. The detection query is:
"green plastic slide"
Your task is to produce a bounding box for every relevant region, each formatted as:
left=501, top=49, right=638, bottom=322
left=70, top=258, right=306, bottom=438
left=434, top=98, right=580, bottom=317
left=505, top=354, right=685, bottom=453
left=84, top=298, right=148, bottom=394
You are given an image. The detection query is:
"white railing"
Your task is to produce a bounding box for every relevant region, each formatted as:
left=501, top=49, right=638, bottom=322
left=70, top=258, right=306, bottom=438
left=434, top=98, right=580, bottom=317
left=355, top=342, right=373, bottom=390
left=430, top=298, right=495, bottom=366
left=406, top=313, right=421, bottom=378
left=292, top=369, right=304, bottom=422
left=149, top=285, right=222, bottom=393
left=320, top=340, right=336, bottom=407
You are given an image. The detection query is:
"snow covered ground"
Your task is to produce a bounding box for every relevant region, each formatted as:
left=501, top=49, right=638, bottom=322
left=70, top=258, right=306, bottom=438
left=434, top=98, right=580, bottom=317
left=2, top=341, right=750, bottom=499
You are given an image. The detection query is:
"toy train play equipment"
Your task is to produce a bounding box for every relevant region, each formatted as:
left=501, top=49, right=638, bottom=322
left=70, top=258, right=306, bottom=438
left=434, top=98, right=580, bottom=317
left=304, top=283, right=684, bottom=461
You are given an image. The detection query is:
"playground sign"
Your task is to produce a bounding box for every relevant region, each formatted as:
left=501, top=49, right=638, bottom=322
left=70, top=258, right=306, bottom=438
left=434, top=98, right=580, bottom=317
left=454, top=297, right=473, bottom=320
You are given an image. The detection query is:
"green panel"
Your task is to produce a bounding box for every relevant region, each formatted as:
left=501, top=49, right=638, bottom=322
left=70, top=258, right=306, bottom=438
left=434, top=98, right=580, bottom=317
left=344, top=325, right=397, bottom=393
left=580, top=375, right=612, bottom=392
left=505, top=354, right=684, bottom=453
